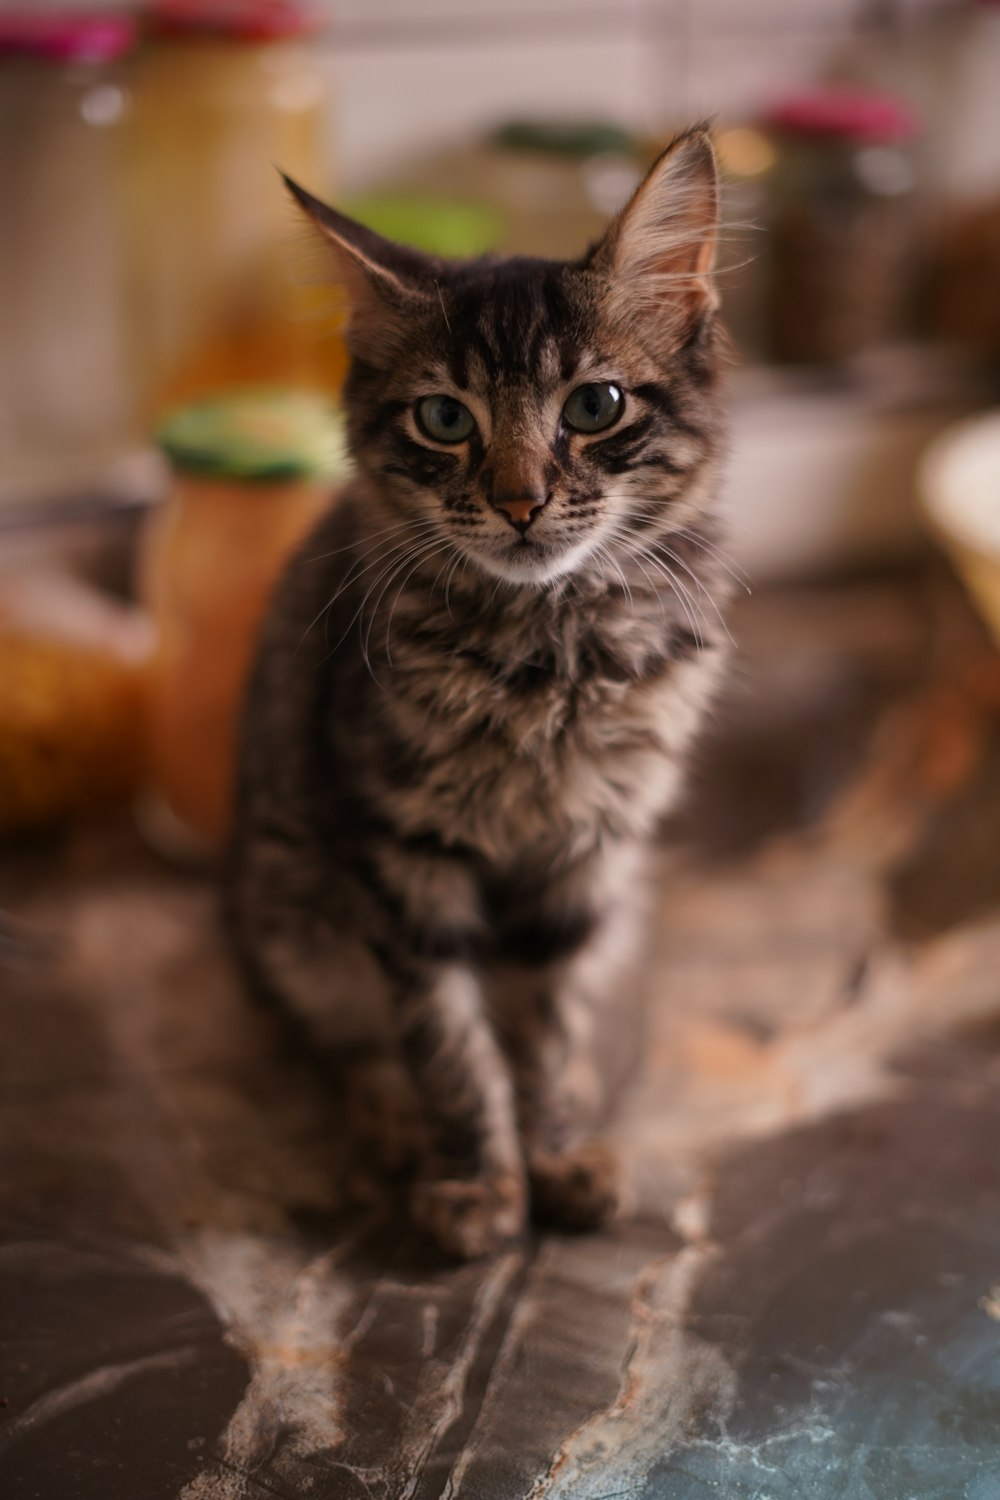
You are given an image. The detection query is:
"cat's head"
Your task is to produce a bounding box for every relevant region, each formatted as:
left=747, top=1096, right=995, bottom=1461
left=287, top=126, right=724, bottom=588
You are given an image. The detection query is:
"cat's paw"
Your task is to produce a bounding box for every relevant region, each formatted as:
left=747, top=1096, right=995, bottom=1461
left=411, top=1171, right=527, bottom=1260
left=528, top=1140, right=621, bottom=1230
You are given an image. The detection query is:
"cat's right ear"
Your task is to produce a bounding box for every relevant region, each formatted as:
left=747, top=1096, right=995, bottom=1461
left=283, top=175, right=434, bottom=361
left=586, top=126, right=720, bottom=336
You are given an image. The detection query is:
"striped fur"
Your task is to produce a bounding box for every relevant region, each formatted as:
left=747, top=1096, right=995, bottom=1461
left=228, top=128, right=733, bottom=1258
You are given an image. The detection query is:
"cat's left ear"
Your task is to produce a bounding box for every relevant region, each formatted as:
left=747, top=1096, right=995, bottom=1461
left=589, top=125, right=720, bottom=327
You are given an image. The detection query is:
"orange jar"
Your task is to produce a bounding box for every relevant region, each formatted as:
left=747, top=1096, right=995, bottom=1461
left=138, top=389, right=346, bottom=854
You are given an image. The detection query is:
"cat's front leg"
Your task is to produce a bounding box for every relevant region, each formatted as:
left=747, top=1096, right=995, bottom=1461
left=229, top=829, right=524, bottom=1253
left=345, top=839, right=527, bottom=1256
left=489, top=843, right=649, bottom=1229
left=390, top=957, right=526, bottom=1259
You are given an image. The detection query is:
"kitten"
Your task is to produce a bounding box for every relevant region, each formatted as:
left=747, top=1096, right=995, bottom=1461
left=228, top=126, right=732, bottom=1259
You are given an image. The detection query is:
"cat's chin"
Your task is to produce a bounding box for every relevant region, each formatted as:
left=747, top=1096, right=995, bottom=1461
left=461, top=536, right=597, bottom=588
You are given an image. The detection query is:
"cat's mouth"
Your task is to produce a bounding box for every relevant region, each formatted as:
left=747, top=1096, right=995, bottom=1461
left=464, top=529, right=597, bottom=586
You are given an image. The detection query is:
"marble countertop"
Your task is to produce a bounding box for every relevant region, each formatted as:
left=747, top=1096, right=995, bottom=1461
left=2, top=566, right=999, bottom=1500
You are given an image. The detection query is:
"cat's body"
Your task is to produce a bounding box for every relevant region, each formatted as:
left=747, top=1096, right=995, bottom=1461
left=229, top=129, right=733, bottom=1257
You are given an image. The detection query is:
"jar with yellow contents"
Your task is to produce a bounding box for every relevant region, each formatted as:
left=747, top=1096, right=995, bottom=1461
left=129, top=1, right=343, bottom=411
left=137, top=389, right=348, bottom=857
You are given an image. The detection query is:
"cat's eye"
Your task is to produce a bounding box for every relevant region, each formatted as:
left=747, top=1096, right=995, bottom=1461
left=415, top=395, right=476, bottom=444
left=562, top=382, right=625, bottom=435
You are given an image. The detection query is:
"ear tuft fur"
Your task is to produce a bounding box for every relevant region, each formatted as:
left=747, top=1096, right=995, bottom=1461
left=281, top=172, right=435, bottom=360
left=589, top=125, right=720, bottom=328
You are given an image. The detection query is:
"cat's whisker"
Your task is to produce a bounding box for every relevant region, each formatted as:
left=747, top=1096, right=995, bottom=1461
left=602, top=519, right=689, bottom=618
left=300, top=522, right=444, bottom=655
left=429, top=550, right=457, bottom=607
left=608, top=495, right=752, bottom=598
left=362, top=536, right=453, bottom=678
left=383, top=541, right=455, bottom=668
left=303, top=518, right=426, bottom=566
left=619, top=544, right=710, bottom=651
left=669, top=525, right=753, bottom=593
left=600, top=526, right=668, bottom=620
left=659, top=544, right=736, bottom=645
left=428, top=532, right=476, bottom=617
left=616, top=537, right=708, bottom=648
left=648, top=562, right=706, bottom=648
left=486, top=573, right=508, bottom=615
left=297, top=535, right=419, bottom=657
left=357, top=548, right=426, bottom=680
left=334, top=524, right=441, bottom=599
left=370, top=534, right=454, bottom=647
left=593, top=541, right=634, bottom=614
left=442, top=550, right=468, bottom=618
left=612, top=535, right=694, bottom=623
left=320, top=536, right=434, bottom=665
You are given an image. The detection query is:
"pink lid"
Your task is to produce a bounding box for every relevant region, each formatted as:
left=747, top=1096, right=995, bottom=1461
left=149, top=0, right=321, bottom=40
left=0, top=13, right=137, bottom=63
left=765, top=87, right=919, bottom=144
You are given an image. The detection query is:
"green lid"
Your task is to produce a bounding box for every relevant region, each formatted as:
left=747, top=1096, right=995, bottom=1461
left=491, top=119, right=639, bottom=158
left=342, top=194, right=500, bottom=258
left=156, top=388, right=348, bottom=481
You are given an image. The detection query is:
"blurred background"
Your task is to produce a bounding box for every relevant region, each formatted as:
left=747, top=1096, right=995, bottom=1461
left=1, top=0, right=999, bottom=851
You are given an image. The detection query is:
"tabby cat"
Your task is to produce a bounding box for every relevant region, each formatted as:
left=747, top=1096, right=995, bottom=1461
left=228, top=126, right=733, bottom=1259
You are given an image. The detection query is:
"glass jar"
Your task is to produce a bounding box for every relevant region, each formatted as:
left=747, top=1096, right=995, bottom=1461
left=485, top=120, right=648, bottom=258
left=387, top=119, right=650, bottom=261
left=0, top=571, right=150, bottom=837
left=0, top=13, right=140, bottom=495
left=129, top=1, right=339, bottom=416
left=763, top=89, right=919, bottom=365
left=137, top=389, right=347, bottom=855
left=920, top=2, right=1000, bottom=356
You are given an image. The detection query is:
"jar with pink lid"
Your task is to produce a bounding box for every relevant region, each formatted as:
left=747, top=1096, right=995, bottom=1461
left=763, top=87, right=920, bottom=365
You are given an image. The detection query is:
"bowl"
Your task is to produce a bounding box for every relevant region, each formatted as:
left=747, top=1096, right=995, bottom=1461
left=920, top=411, right=1000, bottom=646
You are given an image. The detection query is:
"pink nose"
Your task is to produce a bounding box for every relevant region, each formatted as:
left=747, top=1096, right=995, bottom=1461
left=492, top=493, right=546, bottom=531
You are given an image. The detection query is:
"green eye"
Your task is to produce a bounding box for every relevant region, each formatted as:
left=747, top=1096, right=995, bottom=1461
left=416, top=394, right=476, bottom=444
left=562, top=382, right=624, bottom=434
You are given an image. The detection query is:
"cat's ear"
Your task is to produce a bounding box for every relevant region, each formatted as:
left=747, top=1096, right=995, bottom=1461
left=588, top=125, right=719, bottom=329
left=283, top=175, right=434, bottom=360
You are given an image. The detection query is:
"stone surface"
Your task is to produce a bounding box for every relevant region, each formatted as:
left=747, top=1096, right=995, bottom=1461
left=2, top=567, right=999, bottom=1499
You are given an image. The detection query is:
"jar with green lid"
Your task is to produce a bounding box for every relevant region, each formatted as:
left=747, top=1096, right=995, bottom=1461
left=137, top=389, right=347, bottom=853
left=380, top=119, right=649, bottom=261
left=486, top=120, right=646, bottom=258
